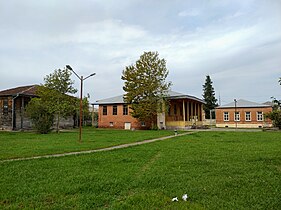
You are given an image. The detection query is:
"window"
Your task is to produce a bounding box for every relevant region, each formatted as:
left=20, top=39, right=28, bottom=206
left=113, top=105, right=117, bottom=115
left=245, top=112, right=251, bottom=121
left=123, top=105, right=128, bottom=115
left=109, top=122, right=114, bottom=127
left=3, top=98, right=8, bottom=114
left=224, top=112, right=229, bottom=121
left=141, top=122, right=146, bottom=127
left=102, top=106, right=107, bottom=115
left=234, top=112, right=240, bottom=121
left=168, top=107, right=171, bottom=116
left=257, top=111, right=263, bottom=121
left=174, top=104, right=177, bottom=115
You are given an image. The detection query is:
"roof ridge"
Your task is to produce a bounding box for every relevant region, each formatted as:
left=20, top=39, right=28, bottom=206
left=19, top=85, right=36, bottom=95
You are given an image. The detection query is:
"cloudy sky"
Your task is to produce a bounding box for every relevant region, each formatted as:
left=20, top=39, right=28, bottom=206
left=0, top=0, right=280, bottom=105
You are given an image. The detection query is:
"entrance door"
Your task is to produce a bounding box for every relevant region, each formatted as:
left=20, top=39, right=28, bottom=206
left=124, top=122, right=131, bottom=130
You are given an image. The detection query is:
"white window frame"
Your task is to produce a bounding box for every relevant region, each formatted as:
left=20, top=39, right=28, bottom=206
left=109, top=122, right=114, bottom=127
left=234, top=112, right=240, bottom=122
left=257, top=111, right=263, bottom=121
left=224, top=112, right=229, bottom=121
left=245, top=112, right=251, bottom=121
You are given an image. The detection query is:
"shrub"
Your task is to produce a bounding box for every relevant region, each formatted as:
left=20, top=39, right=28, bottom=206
left=26, top=98, right=54, bottom=134
left=265, top=110, right=281, bottom=129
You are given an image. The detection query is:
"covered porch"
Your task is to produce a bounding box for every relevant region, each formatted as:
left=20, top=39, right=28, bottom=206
left=157, top=96, right=205, bottom=129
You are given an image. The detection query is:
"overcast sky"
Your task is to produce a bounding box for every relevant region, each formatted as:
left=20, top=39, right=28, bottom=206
left=0, top=0, right=280, bottom=105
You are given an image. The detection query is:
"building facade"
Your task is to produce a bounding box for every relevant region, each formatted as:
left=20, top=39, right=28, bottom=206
left=0, top=85, right=37, bottom=130
left=216, top=99, right=272, bottom=128
left=0, top=85, right=76, bottom=130
left=94, top=91, right=205, bottom=130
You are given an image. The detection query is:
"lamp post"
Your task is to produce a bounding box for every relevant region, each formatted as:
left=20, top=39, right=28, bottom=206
left=66, top=65, right=96, bottom=142
left=234, top=99, right=237, bottom=130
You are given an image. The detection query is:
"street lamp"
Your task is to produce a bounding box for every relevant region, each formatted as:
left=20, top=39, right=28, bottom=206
left=234, top=99, right=237, bottom=130
left=66, top=65, right=96, bottom=142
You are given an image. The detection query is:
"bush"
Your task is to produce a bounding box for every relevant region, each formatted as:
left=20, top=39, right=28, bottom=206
left=26, top=98, right=54, bottom=134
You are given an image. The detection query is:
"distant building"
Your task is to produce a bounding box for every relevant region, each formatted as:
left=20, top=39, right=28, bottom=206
left=0, top=85, right=76, bottom=130
left=94, top=91, right=205, bottom=130
left=215, top=99, right=272, bottom=128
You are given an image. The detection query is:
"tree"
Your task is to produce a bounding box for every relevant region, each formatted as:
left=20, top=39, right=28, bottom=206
left=121, top=51, right=171, bottom=129
left=202, top=75, right=218, bottom=119
left=42, top=68, right=77, bottom=132
left=265, top=77, right=281, bottom=129
left=27, top=68, right=78, bottom=133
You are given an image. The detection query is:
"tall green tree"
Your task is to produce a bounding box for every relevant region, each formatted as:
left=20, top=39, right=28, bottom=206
left=202, top=75, right=218, bottom=119
left=121, top=51, right=171, bottom=128
left=42, top=68, right=77, bottom=132
left=27, top=68, right=78, bottom=133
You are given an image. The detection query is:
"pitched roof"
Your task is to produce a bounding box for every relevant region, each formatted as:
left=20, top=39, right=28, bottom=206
left=0, top=85, right=38, bottom=97
left=94, top=90, right=204, bottom=105
left=217, top=99, right=271, bottom=108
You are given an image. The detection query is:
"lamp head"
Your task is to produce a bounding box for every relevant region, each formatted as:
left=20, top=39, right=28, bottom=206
left=66, top=65, right=73, bottom=70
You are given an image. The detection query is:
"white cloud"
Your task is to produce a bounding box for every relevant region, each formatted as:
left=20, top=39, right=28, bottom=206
left=0, top=0, right=280, bottom=103
left=178, top=9, right=201, bottom=17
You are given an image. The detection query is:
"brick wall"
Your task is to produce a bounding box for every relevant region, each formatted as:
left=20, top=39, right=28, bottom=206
left=98, top=104, right=150, bottom=129
left=216, top=107, right=272, bottom=128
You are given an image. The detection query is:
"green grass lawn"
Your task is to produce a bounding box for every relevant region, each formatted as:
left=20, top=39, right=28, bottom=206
left=0, top=131, right=281, bottom=209
left=0, top=127, right=175, bottom=160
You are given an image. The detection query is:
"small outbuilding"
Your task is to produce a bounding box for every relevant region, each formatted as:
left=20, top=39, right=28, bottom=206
left=0, top=85, right=77, bottom=130
left=215, top=99, right=272, bottom=128
left=0, top=85, right=37, bottom=130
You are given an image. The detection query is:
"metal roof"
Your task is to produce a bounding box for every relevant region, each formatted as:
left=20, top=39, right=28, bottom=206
left=94, top=90, right=205, bottom=105
left=217, top=99, right=271, bottom=108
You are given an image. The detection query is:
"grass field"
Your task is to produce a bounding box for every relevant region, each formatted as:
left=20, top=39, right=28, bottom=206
left=0, top=128, right=175, bottom=160
left=0, top=131, right=280, bottom=209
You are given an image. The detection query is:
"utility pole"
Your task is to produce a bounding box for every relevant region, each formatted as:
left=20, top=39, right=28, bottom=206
left=234, top=99, right=237, bottom=130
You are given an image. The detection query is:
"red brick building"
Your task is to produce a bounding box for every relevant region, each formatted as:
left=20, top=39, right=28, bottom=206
left=215, top=99, right=272, bottom=128
left=94, top=91, right=205, bottom=130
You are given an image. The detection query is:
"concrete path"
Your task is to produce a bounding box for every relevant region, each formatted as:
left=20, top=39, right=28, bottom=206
left=1, top=132, right=195, bottom=163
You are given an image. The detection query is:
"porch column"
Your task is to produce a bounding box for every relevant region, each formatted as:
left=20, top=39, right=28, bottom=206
left=190, top=101, right=193, bottom=119
left=198, top=104, right=201, bottom=121
left=187, top=102, right=190, bottom=121
left=201, top=104, right=205, bottom=121
left=194, top=103, right=197, bottom=119
left=12, top=97, right=16, bottom=130
left=183, top=100, right=185, bottom=123
left=21, top=97, right=24, bottom=129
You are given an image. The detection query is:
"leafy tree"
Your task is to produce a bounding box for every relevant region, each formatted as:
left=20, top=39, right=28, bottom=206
left=27, top=68, right=78, bottom=133
left=26, top=97, right=54, bottom=134
left=265, top=110, right=281, bottom=129
left=121, top=51, right=171, bottom=129
left=42, top=68, right=77, bottom=132
left=202, top=75, right=218, bottom=119
left=265, top=77, right=281, bottom=129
